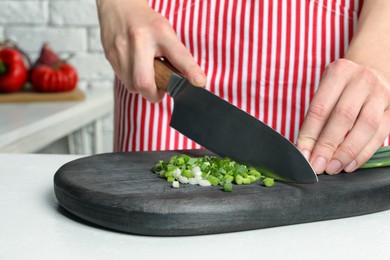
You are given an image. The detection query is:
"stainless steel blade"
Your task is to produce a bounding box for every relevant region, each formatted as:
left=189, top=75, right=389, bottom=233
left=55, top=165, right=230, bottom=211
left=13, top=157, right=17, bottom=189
left=167, top=75, right=318, bottom=184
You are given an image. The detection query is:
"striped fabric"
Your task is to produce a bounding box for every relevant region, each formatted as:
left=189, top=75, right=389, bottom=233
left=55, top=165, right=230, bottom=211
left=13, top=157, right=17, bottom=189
left=114, top=0, right=380, bottom=152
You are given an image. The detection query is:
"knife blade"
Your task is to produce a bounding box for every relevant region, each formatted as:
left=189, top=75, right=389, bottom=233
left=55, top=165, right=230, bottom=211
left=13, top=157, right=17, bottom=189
left=154, top=58, right=318, bottom=184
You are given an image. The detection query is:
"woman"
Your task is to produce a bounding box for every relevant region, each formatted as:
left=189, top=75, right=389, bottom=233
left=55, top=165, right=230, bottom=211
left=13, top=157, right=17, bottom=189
left=96, top=0, right=390, bottom=175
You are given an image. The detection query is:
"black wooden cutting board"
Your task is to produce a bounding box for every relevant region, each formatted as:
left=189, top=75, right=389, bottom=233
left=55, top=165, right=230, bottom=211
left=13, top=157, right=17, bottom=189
left=54, top=150, right=390, bottom=236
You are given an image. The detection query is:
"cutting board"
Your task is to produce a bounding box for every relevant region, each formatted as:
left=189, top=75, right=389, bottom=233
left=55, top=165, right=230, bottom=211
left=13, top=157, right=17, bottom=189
left=0, top=88, right=85, bottom=103
left=54, top=150, right=390, bottom=236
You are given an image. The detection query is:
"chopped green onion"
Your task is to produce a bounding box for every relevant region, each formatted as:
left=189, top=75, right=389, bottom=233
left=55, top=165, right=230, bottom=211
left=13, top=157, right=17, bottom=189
left=223, top=182, right=232, bottom=192
left=167, top=165, right=177, bottom=171
left=188, top=157, right=198, bottom=165
left=235, top=175, right=243, bottom=185
left=178, top=176, right=189, bottom=184
left=192, top=166, right=201, bottom=176
left=188, top=178, right=198, bottom=185
left=151, top=154, right=275, bottom=192
left=173, top=169, right=181, bottom=179
left=248, top=176, right=256, bottom=183
left=207, top=175, right=219, bottom=186
left=172, top=181, right=180, bottom=188
left=262, top=178, right=275, bottom=187
left=199, top=179, right=212, bottom=186
left=249, top=169, right=261, bottom=180
left=181, top=169, right=193, bottom=178
left=176, top=157, right=185, bottom=165
left=223, top=175, right=234, bottom=183
left=164, top=171, right=173, bottom=178
left=243, top=178, right=251, bottom=185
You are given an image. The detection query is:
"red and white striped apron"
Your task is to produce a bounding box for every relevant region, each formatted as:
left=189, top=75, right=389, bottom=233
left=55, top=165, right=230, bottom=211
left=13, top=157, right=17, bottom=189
left=114, top=0, right=387, bottom=152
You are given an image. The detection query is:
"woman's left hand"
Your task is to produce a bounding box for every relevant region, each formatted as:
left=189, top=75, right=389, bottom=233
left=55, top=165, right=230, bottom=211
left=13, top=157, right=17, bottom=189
left=297, top=58, right=390, bottom=175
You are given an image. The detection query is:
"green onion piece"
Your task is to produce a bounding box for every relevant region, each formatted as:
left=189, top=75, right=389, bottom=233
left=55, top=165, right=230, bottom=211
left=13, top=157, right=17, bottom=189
left=176, top=157, right=185, bottom=165
left=207, top=175, right=219, bottom=186
left=235, top=175, right=243, bottom=185
left=167, top=165, right=177, bottom=171
left=249, top=169, right=261, bottom=179
left=187, top=157, right=198, bottom=165
left=236, top=165, right=247, bottom=174
left=248, top=175, right=256, bottom=182
left=263, top=178, right=275, bottom=187
left=223, top=182, right=233, bottom=192
left=243, top=178, right=251, bottom=185
left=167, top=176, right=175, bottom=182
left=223, top=175, right=234, bottom=183
left=181, top=169, right=193, bottom=178
left=164, top=171, right=173, bottom=178
left=181, top=155, right=190, bottom=163
left=215, top=173, right=224, bottom=180
left=172, top=181, right=180, bottom=188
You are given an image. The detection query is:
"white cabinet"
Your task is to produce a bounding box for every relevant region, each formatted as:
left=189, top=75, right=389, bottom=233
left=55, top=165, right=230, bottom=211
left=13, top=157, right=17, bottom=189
left=0, top=89, right=113, bottom=154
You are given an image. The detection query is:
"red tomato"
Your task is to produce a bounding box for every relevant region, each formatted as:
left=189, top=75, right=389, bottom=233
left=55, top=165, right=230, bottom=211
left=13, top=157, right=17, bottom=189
left=30, top=63, right=78, bottom=92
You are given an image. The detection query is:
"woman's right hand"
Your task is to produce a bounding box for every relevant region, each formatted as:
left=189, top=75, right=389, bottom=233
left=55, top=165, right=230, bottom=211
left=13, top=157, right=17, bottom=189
left=96, top=0, right=206, bottom=102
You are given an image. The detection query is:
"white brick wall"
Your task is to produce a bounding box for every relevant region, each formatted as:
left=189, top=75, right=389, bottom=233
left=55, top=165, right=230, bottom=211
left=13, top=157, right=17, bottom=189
left=50, top=1, right=99, bottom=26
left=0, top=0, right=115, bottom=153
left=88, top=28, right=104, bottom=52
left=6, top=27, right=88, bottom=52
left=0, top=1, right=48, bottom=25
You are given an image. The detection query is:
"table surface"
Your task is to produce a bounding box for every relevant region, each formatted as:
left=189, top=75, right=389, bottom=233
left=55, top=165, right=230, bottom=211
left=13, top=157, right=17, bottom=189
left=1, top=153, right=389, bottom=260
left=0, top=89, right=113, bottom=153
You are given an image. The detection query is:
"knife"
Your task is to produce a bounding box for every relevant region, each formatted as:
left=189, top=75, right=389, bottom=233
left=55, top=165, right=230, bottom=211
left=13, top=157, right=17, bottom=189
left=154, top=58, right=318, bottom=184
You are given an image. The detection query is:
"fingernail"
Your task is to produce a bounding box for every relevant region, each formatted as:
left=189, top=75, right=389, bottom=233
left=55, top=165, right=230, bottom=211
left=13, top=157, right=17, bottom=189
left=194, top=74, right=206, bottom=86
left=345, top=160, right=358, bottom=173
left=312, top=156, right=327, bottom=174
left=301, top=149, right=311, bottom=161
left=326, top=159, right=342, bottom=174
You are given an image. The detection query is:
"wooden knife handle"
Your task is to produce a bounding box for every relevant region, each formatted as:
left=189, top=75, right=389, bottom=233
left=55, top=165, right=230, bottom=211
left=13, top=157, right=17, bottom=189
left=154, top=58, right=181, bottom=92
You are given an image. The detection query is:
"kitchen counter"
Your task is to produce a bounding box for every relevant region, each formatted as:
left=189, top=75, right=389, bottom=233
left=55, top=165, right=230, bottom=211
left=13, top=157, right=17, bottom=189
left=0, top=88, right=113, bottom=154
left=1, top=153, right=389, bottom=260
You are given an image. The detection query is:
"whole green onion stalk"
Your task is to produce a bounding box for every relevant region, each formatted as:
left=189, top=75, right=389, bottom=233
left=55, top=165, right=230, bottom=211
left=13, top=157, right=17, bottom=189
left=360, top=146, right=390, bottom=169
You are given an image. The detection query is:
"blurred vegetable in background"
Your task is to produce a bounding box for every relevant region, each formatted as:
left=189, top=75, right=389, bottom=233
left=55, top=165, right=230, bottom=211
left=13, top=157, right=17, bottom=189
left=30, top=43, right=78, bottom=92
left=0, top=48, right=28, bottom=93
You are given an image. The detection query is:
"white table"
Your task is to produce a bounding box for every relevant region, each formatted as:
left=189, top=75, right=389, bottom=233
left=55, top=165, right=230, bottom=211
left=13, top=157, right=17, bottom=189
left=0, top=153, right=389, bottom=260
left=0, top=89, right=113, bottom=154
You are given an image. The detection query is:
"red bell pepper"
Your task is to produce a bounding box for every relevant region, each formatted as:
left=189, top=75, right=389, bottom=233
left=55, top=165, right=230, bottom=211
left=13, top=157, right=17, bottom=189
left=0, top=48, right=28, bottom=93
